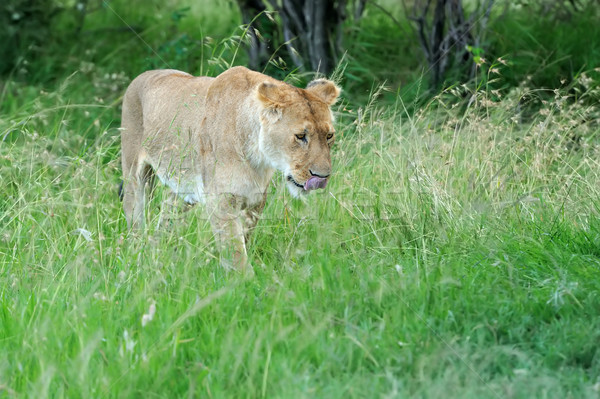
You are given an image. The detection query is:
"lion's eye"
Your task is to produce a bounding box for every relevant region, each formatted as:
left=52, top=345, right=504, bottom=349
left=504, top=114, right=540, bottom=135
left=295, top=133, right=307, bottom=141
left=327, top=133, right=334, bottom=141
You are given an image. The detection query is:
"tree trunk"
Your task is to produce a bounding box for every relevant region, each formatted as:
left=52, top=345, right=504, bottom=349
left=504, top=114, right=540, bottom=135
left=238, top=0, right=272, bottom=71
left=237, top=0, right=359, bottom=75
left=430, top=0, right=446, bottom=88
left=409, top=0, right=495, bottom=88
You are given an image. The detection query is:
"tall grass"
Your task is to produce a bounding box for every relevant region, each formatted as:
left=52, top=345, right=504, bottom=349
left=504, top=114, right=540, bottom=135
left=1, top=58, right=600, bottom=396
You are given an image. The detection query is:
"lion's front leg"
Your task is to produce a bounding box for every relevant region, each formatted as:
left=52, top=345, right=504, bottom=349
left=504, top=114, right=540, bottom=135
left=242, top=192, right=267, bottom=245
left=157, top=192, right=196, bottom=229
left=208, top=193, right=251, bottom=273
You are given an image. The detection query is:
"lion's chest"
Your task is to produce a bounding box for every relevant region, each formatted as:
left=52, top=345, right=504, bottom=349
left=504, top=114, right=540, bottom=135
left=157, top=172, right=205, bottom=204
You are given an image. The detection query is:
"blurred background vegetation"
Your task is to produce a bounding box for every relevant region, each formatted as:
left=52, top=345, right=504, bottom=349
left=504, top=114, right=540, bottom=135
left=1, top=0, right=599, bottom=110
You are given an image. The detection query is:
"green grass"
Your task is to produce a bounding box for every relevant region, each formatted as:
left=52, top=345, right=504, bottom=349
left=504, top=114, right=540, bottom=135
left=1, top=66, right=600, bottom=398
left=2, top=1, right=600, bottom=397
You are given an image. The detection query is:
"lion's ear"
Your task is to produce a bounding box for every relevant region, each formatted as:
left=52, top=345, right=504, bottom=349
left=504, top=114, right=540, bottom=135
left=306, top=79, right=340, bottom=105
left=257, top=82, right=287, bottom=107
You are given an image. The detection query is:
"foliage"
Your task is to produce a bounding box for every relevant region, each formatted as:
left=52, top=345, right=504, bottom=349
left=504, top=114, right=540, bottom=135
left=488, top=1, right=600, bottom=91
left=2, top=0, right=599, bottom=107
left=0, top=0, right=63, bottom=75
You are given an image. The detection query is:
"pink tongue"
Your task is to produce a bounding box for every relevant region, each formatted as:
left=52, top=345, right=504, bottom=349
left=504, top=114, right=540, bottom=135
left=304, top=176, right=328, bottom=191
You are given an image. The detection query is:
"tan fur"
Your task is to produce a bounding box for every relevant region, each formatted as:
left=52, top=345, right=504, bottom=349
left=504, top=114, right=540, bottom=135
left=120, top=66, right=340, bottom=271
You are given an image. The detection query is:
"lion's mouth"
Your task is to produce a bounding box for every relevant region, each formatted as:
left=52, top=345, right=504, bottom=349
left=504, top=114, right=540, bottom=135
left=287, top=175, right=305, bottom=189
left=287, top=175, right=328, bottom=191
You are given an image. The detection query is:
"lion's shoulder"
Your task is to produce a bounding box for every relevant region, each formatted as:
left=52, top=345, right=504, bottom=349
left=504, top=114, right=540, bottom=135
left=207, top=66, right=278, bottom=99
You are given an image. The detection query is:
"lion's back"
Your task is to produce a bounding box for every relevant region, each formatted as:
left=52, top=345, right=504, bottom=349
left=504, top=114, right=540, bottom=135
left=123, top=70, right=215, bottom=138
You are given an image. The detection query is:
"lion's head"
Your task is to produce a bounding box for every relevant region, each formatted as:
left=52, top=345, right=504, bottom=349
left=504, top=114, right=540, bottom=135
left=256, top=78, right=340, bottom=197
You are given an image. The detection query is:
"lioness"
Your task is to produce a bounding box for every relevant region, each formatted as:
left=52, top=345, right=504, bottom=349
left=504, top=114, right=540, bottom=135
left=120, top=66, right=340, bottom=270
